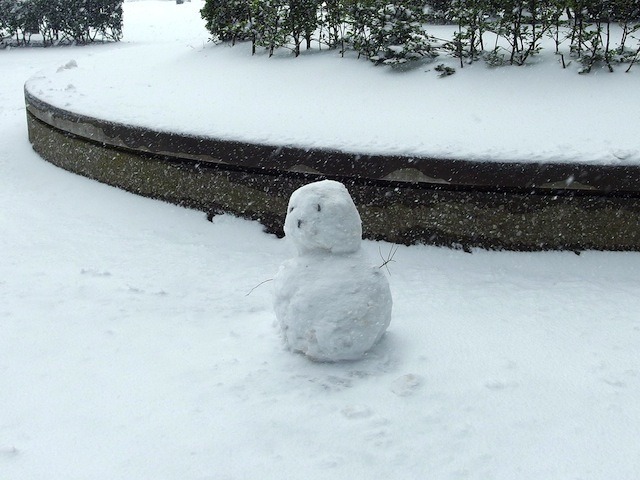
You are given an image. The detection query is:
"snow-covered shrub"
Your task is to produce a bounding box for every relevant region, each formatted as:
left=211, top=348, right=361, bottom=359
left=0, top=0, right=41, bottom=45
left=488, top=0, right=564, bottom=66
left=250, top=0, right=289, bottom=56
left=344, top=0, right=377, bottom=58
left=253, top=0, right=319, bottom=57
left=614, top=0, right=640, bottom=71
left=566, top=0, right=640, bottom=72
left=200, top=0, right=252, bottom=45
left=197, top=0, right=640, bottom=72
left=446, top=0, right=491, bottom=66
left=289, top=0, right=319, bottom=56
left=318, top=0, right=348, bottom=51
left=0, top=0, right=122, bottom=46
left=614, top=0, right=640, bottom=55
left=56, top=0, right=123, bottom=44
left=353, top=0, right=436, bottom=65
left=202, top=0, right=320, bottom=57
left=424, top=0, right=453, bottom=23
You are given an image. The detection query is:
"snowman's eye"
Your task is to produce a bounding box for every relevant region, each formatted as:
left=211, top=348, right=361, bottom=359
left=289, top=206, right=294, bottom=213
left=317, top=204, right=322, bottom=212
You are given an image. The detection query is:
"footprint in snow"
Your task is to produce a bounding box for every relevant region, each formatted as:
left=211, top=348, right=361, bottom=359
left=484, top=380, right=519, bottom=391
left=391, top=373, right=422, bottom=397
left=341, top=404, right=373, bottom=419
left=80, top=268, right=111, bottom=277
left=0, top=446, right=19, bottom=457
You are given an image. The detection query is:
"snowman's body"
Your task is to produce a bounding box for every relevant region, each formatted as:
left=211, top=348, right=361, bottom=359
left=273, top=180, right=392, bottom=362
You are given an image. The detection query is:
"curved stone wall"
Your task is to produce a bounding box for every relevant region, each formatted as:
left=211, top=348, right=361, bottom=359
left=25, top=87, right=640, bottom=251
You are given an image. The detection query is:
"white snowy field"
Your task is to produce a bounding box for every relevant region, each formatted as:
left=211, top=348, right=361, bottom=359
left=2, top=1, right=640, bottom=479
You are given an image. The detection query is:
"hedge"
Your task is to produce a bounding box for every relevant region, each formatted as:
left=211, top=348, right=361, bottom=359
left=0, top=0, right=123, bottom=46
left=201, top=0, right=640, bottom=72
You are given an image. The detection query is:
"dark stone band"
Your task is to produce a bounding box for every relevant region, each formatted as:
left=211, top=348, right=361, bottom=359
left=25, top=86, right=640, bottom=251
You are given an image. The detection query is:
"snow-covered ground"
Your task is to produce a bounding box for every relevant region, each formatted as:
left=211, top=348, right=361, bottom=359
left=2, top=2, right=640, bottom=479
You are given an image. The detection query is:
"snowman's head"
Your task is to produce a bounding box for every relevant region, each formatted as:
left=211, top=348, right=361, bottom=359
left=284, top=180, right=362, bottom=255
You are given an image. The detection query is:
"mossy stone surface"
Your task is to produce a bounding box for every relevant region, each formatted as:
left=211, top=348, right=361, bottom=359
left=27, top=111, right=640, bottom=251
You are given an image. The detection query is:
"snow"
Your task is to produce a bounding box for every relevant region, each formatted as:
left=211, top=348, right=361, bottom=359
left=274, top=180, right=392, bottom=361
left=283, top=180, right=363, bottom=255
left=1, top=1, right=640, bottom=479
left=22, top=1, right=640, bottom=165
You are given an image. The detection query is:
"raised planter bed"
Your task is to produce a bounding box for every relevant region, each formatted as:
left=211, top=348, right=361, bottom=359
left=25, top=86, right=640, bottom=251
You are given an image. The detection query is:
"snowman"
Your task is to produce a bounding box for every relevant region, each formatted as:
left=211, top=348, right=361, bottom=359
left=273, top=180, right=392, bottom=362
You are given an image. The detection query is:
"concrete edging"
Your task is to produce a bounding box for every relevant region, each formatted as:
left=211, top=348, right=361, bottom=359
left=25, top=86, right=640, bottom=251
